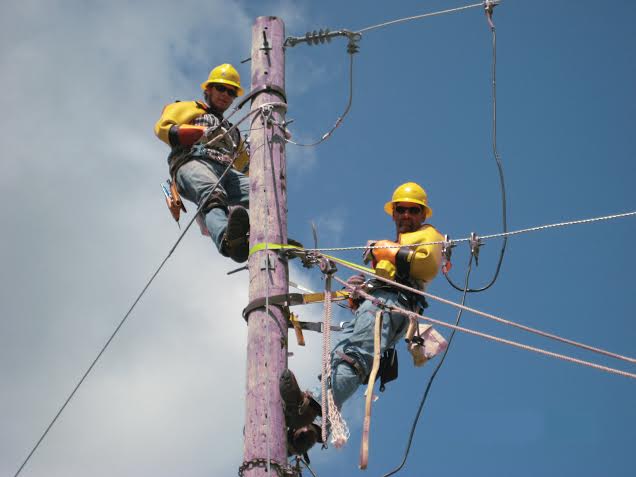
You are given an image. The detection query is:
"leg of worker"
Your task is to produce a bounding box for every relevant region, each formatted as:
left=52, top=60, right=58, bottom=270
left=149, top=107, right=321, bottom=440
left=176, top=159, right=229, bottom=252
left=329, top=361, right=362, bottom=409
left=218, top=166, right=250, bottom=262
left=224, top=167, right=250, bottom=208
left=329, top=289, right=409, bottom=409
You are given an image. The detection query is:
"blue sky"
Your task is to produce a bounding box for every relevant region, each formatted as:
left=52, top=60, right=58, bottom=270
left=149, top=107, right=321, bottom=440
left=1, top=1, right=634, bottom=476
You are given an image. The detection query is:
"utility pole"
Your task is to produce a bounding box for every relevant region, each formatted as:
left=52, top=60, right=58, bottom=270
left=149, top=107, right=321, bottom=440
left=243, top=16, right=289, bottom=476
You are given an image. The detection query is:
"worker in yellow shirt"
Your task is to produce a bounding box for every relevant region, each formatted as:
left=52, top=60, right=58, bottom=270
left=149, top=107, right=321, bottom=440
left=281, top=182, right=444, bottom=455
left=154, top=63, right=251, bottom=262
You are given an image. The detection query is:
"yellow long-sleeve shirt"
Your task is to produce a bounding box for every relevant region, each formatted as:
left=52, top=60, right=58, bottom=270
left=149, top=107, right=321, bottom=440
left=374, top=224, right=444, bottom=288
left=154, top=100, right=249, bottom=173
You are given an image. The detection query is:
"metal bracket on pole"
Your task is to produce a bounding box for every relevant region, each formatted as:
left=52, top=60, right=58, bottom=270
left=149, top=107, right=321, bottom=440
left=260, top=30, right=272, bottom=54
left=227, top=265, right=249, bottom=275
left=261, top=104, right=274, bottom=127
left=260, top=254, right=275, bottom=271
left=260, top=30, right=272, bottom=68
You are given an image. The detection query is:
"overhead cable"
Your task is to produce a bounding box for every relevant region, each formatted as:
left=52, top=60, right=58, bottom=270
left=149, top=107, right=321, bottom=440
left=328, top=256, right=636, bottom=365
left=302, top=210, right=636, bottom=253
left=357, top=1, right=495, bottom=34
left=334, top=276, right=636, bottom=380
left=284, top=36, right=358, bottom=147
left=284, top=1, right=495, bottom=44
left=12, top=106, right=266, bottom=477
left=445, top=1, right=507, bottom=293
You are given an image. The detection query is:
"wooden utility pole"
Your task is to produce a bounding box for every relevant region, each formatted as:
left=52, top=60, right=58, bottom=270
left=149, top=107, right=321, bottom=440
left=243, top=16, right=289, bottom=476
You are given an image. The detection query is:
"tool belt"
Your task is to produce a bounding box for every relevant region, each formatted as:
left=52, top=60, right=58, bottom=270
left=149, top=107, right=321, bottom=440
left=364, top=278, right=428, bottom=312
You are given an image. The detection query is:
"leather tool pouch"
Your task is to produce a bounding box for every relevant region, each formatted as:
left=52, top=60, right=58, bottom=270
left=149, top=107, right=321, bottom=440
left=165, top=179, right=187, bottom=222
left=378, top=348, right=398, bottom=392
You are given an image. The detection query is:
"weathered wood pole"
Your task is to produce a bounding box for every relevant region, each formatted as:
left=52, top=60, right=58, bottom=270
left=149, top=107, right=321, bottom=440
left=244, top=16, right=288, bottom=476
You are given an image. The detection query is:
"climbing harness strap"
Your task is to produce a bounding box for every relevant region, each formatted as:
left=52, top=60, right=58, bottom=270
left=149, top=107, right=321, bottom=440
left=360, top=310, right=383, bottom=470
left=242, top=291, right=350, bottom=320
left=249, top=242, right=375, bottom=274
left=334, top=351, right=367, bottom=381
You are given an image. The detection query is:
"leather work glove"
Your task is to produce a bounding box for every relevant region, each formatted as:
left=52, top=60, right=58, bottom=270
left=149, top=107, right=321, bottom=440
left=201, top=125, right=224, bottom=145
left=346, top=274, right=366, bottom=312
left=363, top=240, right=377, bottom=264
left=370, top=240, right=400, bottom=264
left=202, top=125, right=235, bottom=152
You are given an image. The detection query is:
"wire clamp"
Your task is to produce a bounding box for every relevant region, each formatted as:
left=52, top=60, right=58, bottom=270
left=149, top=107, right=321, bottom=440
left=441, top=234, right=455, bottom=274
left=261, top=104, right=275, bottom=127
left=278, top=247, right=320, bottom=268
left=345, top=31, right=362, bottom=55
left=319, top=257, right=337, bottom=276
left=469, top=232, right=484, bottom=266
left=484, top=0, right=499, bottom=30
left=274, top=118, right=294, bottom=140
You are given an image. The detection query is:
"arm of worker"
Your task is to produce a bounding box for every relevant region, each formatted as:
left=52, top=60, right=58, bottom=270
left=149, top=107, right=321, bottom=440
left=372, top=226, right=444, bottom=283
left=154, top=101, right=208, bottom=146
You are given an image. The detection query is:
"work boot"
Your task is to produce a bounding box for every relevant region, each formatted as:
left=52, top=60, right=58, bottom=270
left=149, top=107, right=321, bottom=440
left=223, top=206, right=250, bottom=263
left=286, top=423, right=323, bottom=457
left=279, top=369, right=321, bottom=430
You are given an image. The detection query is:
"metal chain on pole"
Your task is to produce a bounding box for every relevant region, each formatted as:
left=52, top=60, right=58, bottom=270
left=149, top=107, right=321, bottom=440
left=238, top=458, right=299, bottom=477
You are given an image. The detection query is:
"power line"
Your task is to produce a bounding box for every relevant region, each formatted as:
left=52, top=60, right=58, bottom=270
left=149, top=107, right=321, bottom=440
left=357, top=1, right=491, bottom=34
left=334, top=276, right=636, bottom=380
left=284, top=37, right=358, bottom=148
left=284, top=1, right=495, bottom=46
left=327, top=256, right=636, bottom=365
left=445, top=2, right=507, bottom=293
left=302, top=210, right=636, bottom=253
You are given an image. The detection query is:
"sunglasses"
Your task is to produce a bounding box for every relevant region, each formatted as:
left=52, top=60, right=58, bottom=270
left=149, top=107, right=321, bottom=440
left=213, top=84, right=238, bottom=98
left=395, top=205, right=423, bottom=215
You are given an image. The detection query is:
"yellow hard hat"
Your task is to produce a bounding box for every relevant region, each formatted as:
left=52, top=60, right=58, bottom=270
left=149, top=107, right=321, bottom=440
left=384, top=182, right=433, bottom=218
left=200, top=63, right=244, bottom=96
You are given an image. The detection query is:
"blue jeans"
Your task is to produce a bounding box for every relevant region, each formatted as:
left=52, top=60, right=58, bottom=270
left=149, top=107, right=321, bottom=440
left=175, top=158, right=249, bottom=252
left=313, top=288, right=410, bottom=410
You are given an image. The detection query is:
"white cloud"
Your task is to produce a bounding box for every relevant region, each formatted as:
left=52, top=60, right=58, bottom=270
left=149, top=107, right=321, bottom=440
left=0, top=1, right=310, bottom=476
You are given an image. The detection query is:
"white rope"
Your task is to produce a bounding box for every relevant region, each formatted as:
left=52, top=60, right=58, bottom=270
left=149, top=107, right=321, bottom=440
left=334, top=276, right=636, bottom=380
left=262, top=110, right=272, bottom=473
left=320, top=276, right=331, bottom=443
left=305, top=211, right=636, bottom=253
left=321, top=273, right=350, bottom=447
left=329, top=259, right=636, bottom=365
